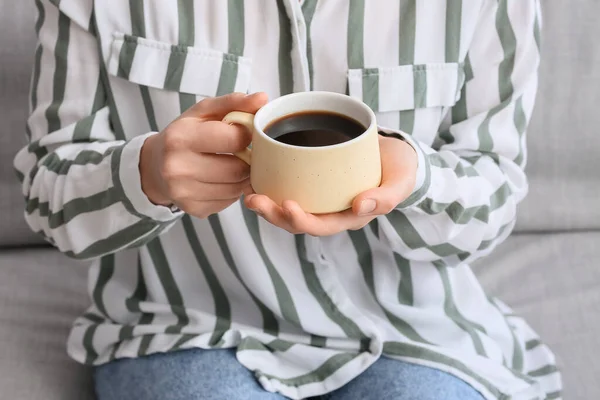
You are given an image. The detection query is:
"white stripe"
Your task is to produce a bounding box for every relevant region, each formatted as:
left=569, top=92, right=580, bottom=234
left=414, top=0, right=447, bottom=64
left=309, top=0, right=350, bottom=93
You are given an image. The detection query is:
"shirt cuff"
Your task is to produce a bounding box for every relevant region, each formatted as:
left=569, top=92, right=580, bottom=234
left=114, top=132, right=183, bottom=222
left=378, top=126, right=431, bottom=209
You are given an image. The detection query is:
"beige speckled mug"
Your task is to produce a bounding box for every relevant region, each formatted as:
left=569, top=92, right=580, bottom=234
left=223, top=91, right=382, bottom=214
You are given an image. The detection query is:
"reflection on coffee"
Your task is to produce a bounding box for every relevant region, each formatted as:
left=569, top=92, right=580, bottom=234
left=265, top=111, right=366, bottom=147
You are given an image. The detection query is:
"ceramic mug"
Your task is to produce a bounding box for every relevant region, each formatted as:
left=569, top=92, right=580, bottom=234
left=223, top=91, right=382, bottom=214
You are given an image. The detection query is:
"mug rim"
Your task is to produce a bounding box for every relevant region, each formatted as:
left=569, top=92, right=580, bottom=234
left=253, top=91, right=377, bottom=151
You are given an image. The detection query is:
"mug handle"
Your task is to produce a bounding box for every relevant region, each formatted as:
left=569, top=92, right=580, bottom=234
left=222, top=111, right=255, bottom=165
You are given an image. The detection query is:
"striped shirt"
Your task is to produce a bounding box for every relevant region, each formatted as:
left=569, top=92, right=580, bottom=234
left=14, top=0, right=561, bottom=399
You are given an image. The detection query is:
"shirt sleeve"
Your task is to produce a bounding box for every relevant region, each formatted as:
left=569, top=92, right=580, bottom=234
left=13, top=0, right=182, bottom=260
left=377, top=0, right=541, bottom=265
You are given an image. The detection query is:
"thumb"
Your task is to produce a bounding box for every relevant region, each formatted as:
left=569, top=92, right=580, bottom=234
left=352, top=138, right=418, bottom=216
left=183, top=92, right=269, bottom=120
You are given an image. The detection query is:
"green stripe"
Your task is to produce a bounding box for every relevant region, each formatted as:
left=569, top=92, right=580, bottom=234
left=30, top=188, right=120, bottom=230
left=82, top=325, right=99, bottom=365
left=139, top=87, right=159, bottom=131
left=393, top=254, right=414, bottom=306
left=497, top=0, right=516, bottom=102
left=368, top=218, right=379, bottom=239
left=164, top=46, right=187, bottom=92
left=296, top=235, right=366, bottom=338
left=488, top=298, right=524, bottom=371
left=387, top=211, right=469, bottom=257
left=125, top=256, right=147, bottom=312
left=129, top=0, right=146, bottom=36
left=398, top=0, right=416, bottom=65
left=136, top=315, right=155, bottom=356
left=227, top=0, right=245, bottom=56
left=525, top=339, right=542, bottom=351
left=347, top=0, right=365, bottom=69
left=383, top=342, right=502, bottom=398
left=209, top=216, right=279, bottom=335
left=241, top=207, right=302, bottom=328
left=110, top=256, right=150, bottom=361
left=146, top=238, right=189, bottom=334
left=478, top=0, right=518, bottom=153
left=257, top=353, right=359, bottom=387
left=490, top=183, right=511, bottom=211
left=433, top=261, right=487, bottom=356
left=95, top=44, right=126, bottom=140
left=513, top=96, right=527, bottom=165
left=418, top=198, right=488, bottom=225
left=73, top=113, right=97, bottom=142
left=276, top=0, right=294, bottom=95
left=65, top=219, right=159, bottom=259
left=301, top=0, right=318, bottom=89
left=215, top=1, right=244, bottom=98
left=398, top=0, right=417, bottom=134
left=310, top=335, right=327, bottom=348
left=361, top=69, right=379, bottom=112
left=528, top=364, right=559, bottom=378
left=92, top=254, right=115, bottom=317
left=81, top=312, right=104, bottom=324
left=268, top=338, right=296, bottom=352
left=31, top=0, right=46, bottom=113
left=176, top=0, right=197, bottom=111
left=117, top=35, right=137, bottom=80
left=45, top=146, right=113, bottom=170
left=348, top=230, right=430, bottom=344
left=45, top=12, right=70, bottom=133
left=216, top=55, right=239, bottom=96
left=445, top=0, right=462, bottom=63
left=413, top=66, right=428, bottom=108
left=181, top=216, right=231, bottom=345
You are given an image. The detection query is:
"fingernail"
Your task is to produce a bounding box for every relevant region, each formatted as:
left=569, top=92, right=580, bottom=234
left=358, top=199, right=377, bottom=216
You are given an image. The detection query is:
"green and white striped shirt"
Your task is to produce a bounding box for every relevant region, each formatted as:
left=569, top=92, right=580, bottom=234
left=15, top=0, right=560, bottom=398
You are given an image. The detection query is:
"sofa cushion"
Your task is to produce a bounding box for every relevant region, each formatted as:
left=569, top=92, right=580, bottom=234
left=0, top=249, right=94, bottom=400
left=475, top=232, right=600, bottom=400
left=515, top=1, right=600, bottom=232
left=0, top=0, right=45, bottom=247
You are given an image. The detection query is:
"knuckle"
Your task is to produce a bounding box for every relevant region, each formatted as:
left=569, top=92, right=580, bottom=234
left=163, top=128, right=187, bottom=151
left=160, top=155, right=184, bottom=180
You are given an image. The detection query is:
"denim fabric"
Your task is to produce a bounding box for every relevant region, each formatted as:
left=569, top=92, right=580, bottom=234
left=94, top=348, right=485, bottom=400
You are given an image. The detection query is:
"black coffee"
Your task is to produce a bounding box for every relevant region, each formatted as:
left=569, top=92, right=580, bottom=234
left=265, top=111, right=366, bottom=147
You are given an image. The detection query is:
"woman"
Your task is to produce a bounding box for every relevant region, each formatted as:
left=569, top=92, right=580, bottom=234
left=15, top=0, right=560, bottom=399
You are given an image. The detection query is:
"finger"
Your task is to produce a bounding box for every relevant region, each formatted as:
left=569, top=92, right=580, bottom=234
left=282, top=201, right=372, bottom=236
left=161, top=152, right=250, bottom=183
left=169, top=178, right=251, bottom=202
left=352, top=137, right=418, bottom=216
left=183, top=92, right=269, bottom=121
left=180, top=198, right=239, bottom=220
left=169, top=119, right=253, bottom=154
left=245, top=194, right=296, bottom=233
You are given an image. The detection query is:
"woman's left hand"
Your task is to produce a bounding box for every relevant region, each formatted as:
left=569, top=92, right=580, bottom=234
left=244, top=135, right=419, bottom=236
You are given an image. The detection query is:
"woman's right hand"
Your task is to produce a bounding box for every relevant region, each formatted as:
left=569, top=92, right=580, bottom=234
left=139, top=92, right=268, bottom=218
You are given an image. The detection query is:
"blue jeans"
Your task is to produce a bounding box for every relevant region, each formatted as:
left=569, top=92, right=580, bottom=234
left=94, top=348, right=484, bottom=400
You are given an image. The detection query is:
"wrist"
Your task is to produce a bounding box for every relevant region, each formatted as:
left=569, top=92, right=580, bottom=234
left=139, top=133, right=171, bottom=206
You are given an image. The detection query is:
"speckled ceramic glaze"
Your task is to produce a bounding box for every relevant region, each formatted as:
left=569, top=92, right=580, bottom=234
left=223, top=92, right=381, bottom=214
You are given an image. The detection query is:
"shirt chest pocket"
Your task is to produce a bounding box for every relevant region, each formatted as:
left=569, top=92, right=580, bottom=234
left=348, top=63, right=465, bottom=144
left=106, top=33, right=253, bottom=132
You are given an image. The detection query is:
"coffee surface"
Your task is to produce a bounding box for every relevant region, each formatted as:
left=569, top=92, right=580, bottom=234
left=265, top=111, right=365, bottom=147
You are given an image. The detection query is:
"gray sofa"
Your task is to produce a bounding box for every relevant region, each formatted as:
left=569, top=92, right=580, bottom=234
left=0, top=1, right=598, bottom=399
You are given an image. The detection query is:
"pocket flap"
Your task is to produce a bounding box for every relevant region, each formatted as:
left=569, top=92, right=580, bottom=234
left=107, top=33, right=253, bottom=96
left=348, top=63, right=465, bottom=113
